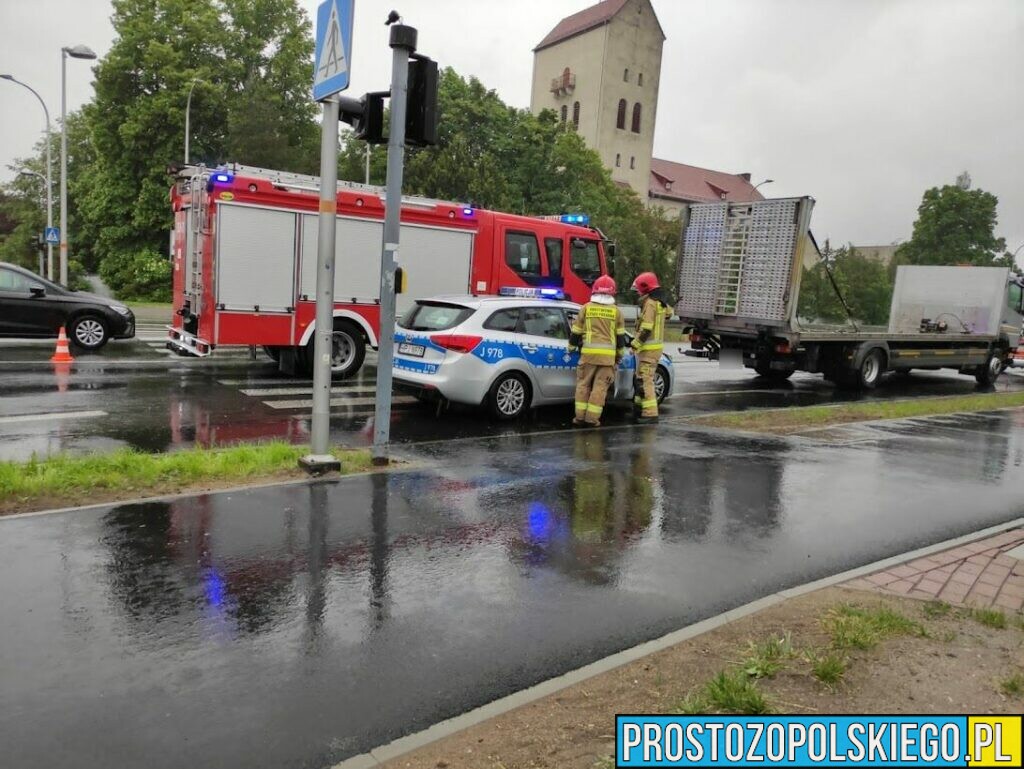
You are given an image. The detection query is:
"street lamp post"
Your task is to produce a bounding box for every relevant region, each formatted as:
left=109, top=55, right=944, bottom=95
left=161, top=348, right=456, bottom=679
left=1013, top=244, right=1024, bottom=272
left=1, top=74, right=53, bottom=279
left=184, top=78, right=200, bottom=164
left=752, top=178, right=775, bottom=194
left=61, top=44, right=97, bottom=286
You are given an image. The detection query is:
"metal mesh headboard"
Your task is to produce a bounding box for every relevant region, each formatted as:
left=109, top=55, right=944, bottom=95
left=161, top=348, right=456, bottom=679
left=676, top=198, right=808, bottom=325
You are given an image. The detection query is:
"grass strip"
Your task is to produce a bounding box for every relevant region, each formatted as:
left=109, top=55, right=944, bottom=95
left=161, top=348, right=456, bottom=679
left=0, top=442, right=372, bottom=510
left=692, top=391, right=1024, bottom=433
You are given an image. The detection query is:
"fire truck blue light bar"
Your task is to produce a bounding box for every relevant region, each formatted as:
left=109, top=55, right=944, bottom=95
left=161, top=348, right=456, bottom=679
left=212, top=173, right=234, bottom=184
left=560, top=214, right=589, bottom=225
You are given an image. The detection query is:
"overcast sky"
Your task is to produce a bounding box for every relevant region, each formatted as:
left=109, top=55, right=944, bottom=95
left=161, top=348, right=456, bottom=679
left=1, top=0, right=1021, bottom=257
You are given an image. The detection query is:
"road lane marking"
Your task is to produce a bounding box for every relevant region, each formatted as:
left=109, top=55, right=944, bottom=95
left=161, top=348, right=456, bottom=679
left=218, top=378, right=316, bottom=386
left=264, top=396, right=416, bottom=410
left=0, top=410, right=107, bottom=425
left=665, top=389, right=781, bottom=398
left=240, top=386, right=378, bottom=397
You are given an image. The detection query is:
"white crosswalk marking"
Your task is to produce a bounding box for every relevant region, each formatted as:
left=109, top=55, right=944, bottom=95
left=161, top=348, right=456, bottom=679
left=239, top=386, right=378, bottom=397
left=217, top=374, right=416, bottom=415
left=265, top=395, right=416, bottom=410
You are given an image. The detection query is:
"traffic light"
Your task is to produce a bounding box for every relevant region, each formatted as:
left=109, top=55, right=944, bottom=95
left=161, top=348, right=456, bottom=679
left=405, top=56, right=438, bottom=147
left=339, top=92, right=387, bottom=145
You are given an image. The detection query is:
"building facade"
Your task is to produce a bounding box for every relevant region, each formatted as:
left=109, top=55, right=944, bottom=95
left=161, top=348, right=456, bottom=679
left=530, top=0, right=664, bottom=197
left=531, top=0, right=763, bottom=215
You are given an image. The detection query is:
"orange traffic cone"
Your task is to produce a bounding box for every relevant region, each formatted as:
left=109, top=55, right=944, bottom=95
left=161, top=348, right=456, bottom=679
left=51, top=326, right=75, bottom=363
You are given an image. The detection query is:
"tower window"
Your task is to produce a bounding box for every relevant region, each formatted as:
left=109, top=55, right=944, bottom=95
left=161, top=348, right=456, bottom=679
left=615, top=153, right=621, bottom=167
left=560, top=105, right=567, bottom=123
left=572, top=101, right=580, bottom=128
left=631, top=102, right=642, bottom=133
left=638, top=73, right=643, bottom=87
left=623, top=68, right=629, bottom=82
left=616, top=99, right=626, bottom=130
left=630, top=156, right=636, bottom=170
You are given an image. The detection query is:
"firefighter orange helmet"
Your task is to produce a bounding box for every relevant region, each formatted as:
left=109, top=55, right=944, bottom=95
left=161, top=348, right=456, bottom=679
left=591, top=275, right=617, bottom=296
left=631, top=272, right=659, bottom=295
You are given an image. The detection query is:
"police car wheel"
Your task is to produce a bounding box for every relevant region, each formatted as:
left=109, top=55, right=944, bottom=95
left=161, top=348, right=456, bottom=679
left=487, top=372, right=531, bottom=420
left=654, top=365, right=669, bottom=403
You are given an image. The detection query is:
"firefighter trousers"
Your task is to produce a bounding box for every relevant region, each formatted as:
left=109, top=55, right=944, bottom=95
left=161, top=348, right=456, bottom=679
left=634, top=360, right=659, bottom=417
left=574, top=363, right=616, bottom=424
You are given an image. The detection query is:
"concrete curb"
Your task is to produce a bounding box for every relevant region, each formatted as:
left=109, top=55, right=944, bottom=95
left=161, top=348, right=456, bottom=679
left=0, top=459, right=420, bottom=521
left=331, top=515, right=1024, bottom=769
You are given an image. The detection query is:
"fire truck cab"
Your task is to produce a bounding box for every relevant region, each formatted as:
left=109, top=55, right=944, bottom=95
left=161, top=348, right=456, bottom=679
left=168, top=164, right=611, bottom=377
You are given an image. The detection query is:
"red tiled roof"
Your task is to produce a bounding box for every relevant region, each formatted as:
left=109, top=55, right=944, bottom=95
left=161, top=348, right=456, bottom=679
left=534, top=0, right=629, bottom=51
left=648, top=158, right=764, bottom=204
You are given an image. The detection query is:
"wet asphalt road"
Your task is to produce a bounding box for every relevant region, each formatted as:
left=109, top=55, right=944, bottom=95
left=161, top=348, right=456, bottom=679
left=2, top=412, right=1024, bottom=768
left=2, top=337, right=1022, bottom=460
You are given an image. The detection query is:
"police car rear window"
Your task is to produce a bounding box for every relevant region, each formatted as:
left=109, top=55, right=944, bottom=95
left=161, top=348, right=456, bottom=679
left=399, top=302, right=474, bottom=332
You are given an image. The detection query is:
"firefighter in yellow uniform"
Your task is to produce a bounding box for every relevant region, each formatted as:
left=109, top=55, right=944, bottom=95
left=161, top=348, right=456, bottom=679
left=630, top=271, right=673, bottom=422
left=568, top=275, right=626, bottom=427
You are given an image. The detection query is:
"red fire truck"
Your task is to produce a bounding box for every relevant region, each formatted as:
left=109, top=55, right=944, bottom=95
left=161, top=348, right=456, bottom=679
left=168, top=164, right=612, bottom=377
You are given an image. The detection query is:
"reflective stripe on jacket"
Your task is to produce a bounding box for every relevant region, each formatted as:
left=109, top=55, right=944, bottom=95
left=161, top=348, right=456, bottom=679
left=635, top=296, right=672, bottom=361
left=570, top=302, right=626, bottom=365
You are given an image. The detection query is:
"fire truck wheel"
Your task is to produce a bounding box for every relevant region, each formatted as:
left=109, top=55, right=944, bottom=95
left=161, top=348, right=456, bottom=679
left=262, top=346, right=282, bottom=363
left=300, top=321, right=366, bottom=379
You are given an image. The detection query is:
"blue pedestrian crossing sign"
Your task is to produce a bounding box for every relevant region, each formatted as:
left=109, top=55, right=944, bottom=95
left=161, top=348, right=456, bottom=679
left=313, top=0, right=354, bottom=102
left=44, top=227, right=60, bottom=245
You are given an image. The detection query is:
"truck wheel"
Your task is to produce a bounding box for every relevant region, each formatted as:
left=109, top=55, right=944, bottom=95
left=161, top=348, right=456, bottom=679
left=299, top=321, right=366, bottom=379
left=263, top=346, right=282, bottom=363
left=486, top=372, right=531, bottom=420
left=754, top=360, right=794, bottom=380
left=975, top=352, right=1004, bottom=386
left=839, top=348, right=885, bottom=390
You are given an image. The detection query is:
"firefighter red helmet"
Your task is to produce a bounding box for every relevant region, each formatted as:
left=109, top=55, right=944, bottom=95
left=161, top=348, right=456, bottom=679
left=591, top=275, right=617, bottom=296
left=631, top=272, right=659, bottom=295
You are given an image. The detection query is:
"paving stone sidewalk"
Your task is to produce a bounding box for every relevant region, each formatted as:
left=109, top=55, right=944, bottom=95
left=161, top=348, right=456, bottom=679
left=845, top=527, right=1024, bottom=612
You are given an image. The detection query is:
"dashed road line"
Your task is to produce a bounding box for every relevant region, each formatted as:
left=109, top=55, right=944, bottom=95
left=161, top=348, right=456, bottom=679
left=0, top=410, right=108, bottom=425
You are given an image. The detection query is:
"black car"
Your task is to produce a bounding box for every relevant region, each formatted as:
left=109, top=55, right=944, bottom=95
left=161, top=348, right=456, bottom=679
left=0, top=261, right=135, bottom=350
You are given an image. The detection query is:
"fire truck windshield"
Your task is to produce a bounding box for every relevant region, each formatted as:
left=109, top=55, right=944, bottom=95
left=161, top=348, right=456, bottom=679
left=570, top=239, right=603, bottom=283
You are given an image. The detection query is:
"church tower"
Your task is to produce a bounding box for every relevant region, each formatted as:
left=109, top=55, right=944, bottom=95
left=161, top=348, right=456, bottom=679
left=530, top=0, right=665, bottom=197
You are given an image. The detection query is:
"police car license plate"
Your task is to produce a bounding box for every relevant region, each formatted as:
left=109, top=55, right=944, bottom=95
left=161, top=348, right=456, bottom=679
left=398, top=343, right=425, bottom=358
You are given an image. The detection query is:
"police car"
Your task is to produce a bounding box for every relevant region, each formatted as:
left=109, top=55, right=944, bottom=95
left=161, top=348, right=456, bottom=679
left=392, top=288, right=674, bottom=420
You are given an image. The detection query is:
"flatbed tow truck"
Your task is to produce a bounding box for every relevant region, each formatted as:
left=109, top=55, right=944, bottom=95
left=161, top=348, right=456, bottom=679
left=675, top=197, right=1024, bottom=389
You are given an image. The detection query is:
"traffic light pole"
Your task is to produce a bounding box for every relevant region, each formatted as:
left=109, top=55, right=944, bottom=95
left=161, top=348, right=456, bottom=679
left=300, top=95, right=342, bottom=475
left=372, top=23, right=417, bottom=466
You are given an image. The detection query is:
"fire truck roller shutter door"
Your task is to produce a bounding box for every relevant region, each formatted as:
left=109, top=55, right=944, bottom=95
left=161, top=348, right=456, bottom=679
left=393, top=225, right=473, bottom=316
left=299, top=215, right=474, bottom=315
left=300, top=215, right=382, bottom=303
left=216, top=204, right=298, bottom=312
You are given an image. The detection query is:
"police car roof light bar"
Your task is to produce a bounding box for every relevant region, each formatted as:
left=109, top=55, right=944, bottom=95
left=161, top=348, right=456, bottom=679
left=498, top=287, right=566, bottom=300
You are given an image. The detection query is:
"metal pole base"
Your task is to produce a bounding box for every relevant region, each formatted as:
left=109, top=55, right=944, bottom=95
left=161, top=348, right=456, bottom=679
left=299, top=454, right=342, bottom=476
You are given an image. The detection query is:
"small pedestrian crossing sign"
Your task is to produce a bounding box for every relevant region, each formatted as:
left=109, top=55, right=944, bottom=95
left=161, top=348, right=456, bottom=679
left=313, top=0, right=353, bottom=101
left=44, top=227, right=60, bottom=245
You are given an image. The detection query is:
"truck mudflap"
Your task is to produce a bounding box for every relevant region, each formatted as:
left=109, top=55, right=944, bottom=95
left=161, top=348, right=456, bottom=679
left=166, top=326, right=212, bottom=357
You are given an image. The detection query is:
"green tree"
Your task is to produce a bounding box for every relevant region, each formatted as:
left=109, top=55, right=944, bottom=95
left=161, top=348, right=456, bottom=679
left=799, top=242, right=893, bottom=325
left=896, top=173, right=1008, bottom=267
left=222, top=0, right=318, bottom=171
left=79, top=0, right=317, bottom=300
